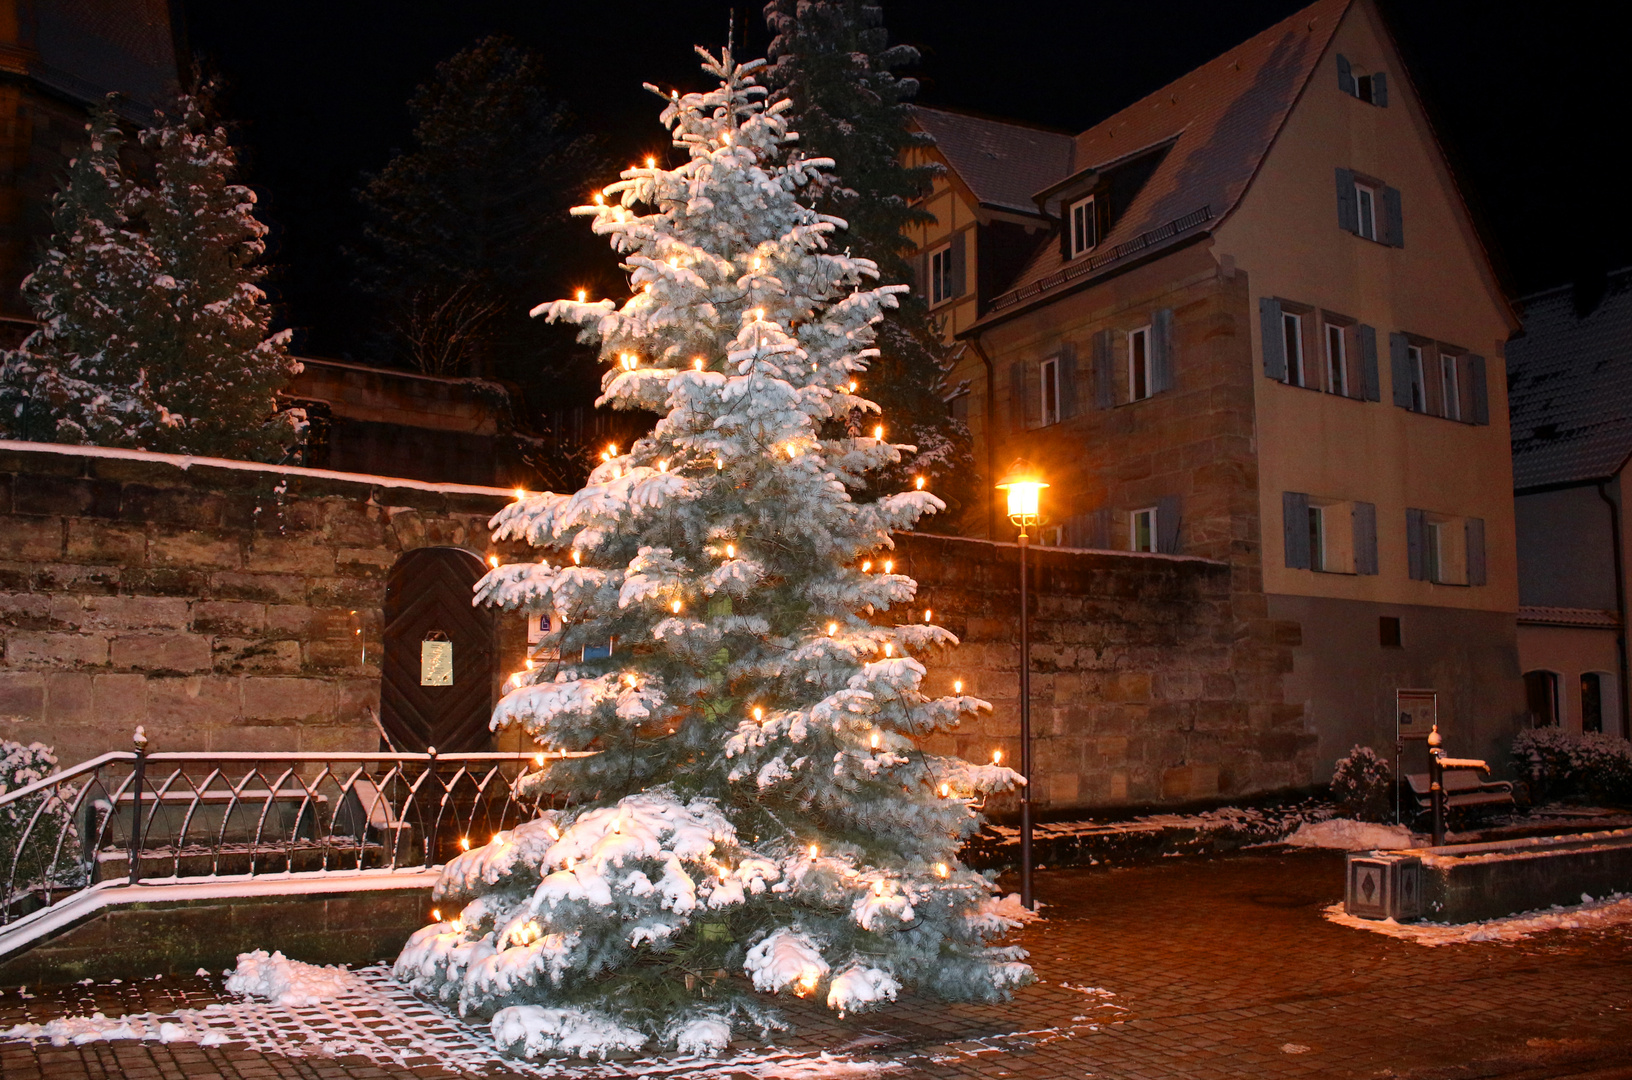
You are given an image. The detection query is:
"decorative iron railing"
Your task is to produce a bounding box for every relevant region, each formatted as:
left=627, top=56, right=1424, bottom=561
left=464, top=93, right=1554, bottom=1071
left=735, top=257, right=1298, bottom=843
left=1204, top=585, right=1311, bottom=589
left=0, top=735, right=578, bottom=928
left=986, top=205, right=1214, bottom=313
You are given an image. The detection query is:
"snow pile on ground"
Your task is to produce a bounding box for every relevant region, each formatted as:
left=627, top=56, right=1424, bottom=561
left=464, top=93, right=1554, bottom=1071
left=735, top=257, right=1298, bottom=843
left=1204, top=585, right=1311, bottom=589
left=1282, top=818, right=1417, bottom=851
left=1325, top=892, right=1632, bottom=945
left=0, top=1012, right=231, bottom=1047
left=224, top=949, right=360, bottom=1006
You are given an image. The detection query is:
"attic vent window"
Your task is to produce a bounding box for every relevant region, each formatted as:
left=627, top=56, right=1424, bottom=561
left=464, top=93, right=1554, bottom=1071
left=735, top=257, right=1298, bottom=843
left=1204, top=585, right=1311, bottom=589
left=1068, top=194, right=1098, bottom=258
left=1337, top=54, right=1388, bottom=106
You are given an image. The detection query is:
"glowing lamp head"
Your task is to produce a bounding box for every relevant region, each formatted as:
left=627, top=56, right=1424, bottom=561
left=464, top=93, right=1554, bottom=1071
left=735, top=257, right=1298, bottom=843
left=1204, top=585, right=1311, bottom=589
left=996, top=458, right=1048, bottom=523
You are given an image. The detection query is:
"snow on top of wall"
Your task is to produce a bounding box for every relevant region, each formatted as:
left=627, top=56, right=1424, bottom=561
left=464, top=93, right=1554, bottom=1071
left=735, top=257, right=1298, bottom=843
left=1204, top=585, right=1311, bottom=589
left=0, top=439, right=525, bottom=500
left=1324, top=892, right=1632, bottom=947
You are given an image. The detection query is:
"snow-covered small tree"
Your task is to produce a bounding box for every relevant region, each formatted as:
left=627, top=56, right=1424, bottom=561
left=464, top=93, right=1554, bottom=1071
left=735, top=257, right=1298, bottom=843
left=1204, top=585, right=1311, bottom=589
left=394, top=48, right=1030, bottom=1058
left=0, top=101, right=156, bottom=445
left=0, top=93, right=301, bottom=461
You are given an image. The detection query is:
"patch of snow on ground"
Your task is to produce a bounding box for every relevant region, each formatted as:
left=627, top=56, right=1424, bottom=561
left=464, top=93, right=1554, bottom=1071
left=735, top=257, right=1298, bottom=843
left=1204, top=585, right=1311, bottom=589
left=0, top=965, right=899, bottom=1077
left=1324, top=892, right=1632, bottom=946
left=224, top=950, right=359, bottom=1006
left=1283, top=818, right=1417, bottom=851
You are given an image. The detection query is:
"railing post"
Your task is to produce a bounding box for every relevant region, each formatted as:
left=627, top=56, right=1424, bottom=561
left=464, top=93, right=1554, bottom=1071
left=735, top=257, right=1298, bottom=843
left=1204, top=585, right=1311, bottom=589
left=1427, top=724, right=1445, bottom=847
left=128, top=726, right=149, bottom=885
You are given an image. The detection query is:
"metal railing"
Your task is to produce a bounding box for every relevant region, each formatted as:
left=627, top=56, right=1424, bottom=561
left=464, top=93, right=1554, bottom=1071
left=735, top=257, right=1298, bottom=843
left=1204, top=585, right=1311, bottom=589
left=987, top=205, right=1214, bottom=313
left=0, top=734, right=577, bottom=928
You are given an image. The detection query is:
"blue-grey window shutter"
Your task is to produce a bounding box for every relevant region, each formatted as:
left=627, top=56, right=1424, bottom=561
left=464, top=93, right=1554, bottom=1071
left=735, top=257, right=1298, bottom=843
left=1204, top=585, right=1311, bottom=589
left=1389, top=332, right=1413, bottom=409
left=1467, top=355, right=1488, bottom=424
left=914, top=251, right=928, bottom=299
left=949, top=231, right=966, bottom=297
left=1372, top=71, right=1389, bottom=107
left=1008, top=361, right=1026, bottom=431
left=1260, top=297, right=1287, bottom=381
left=1359, top=325, right=1381, bottom=401
left=1156, top=495, right=1181, bottom=554
left=1093, top=329, right=1115, bottom=409
left=1337, top=54, right=1356, bottom=96
left=1283, top=491, right=1310, bottom=569
left=1352, top=501, right=1378, bottom=575
left=1058, top=342, right=1079, bottom=419
left=1466, top=517, right=1486, bottom=585
left=1151, top=308, right=1175, bottom=393
left=1406, top=508, right=1426, bottom=580
left=1382, top=186, right=1404, bottom=247
left=1336, top=168, right=1358, bottom=233
left=1089, top=507, right=1110, bottom=550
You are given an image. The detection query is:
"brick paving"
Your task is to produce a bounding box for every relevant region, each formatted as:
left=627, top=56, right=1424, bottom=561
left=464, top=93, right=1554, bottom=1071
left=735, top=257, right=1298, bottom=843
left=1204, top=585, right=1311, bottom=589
left=4, top=849, right=1632, bottom=1078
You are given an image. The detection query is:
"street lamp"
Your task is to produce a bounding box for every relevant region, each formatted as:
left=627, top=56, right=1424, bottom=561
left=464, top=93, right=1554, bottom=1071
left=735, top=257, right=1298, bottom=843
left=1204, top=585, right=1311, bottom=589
left=996, top=459, right=1047, bottom=910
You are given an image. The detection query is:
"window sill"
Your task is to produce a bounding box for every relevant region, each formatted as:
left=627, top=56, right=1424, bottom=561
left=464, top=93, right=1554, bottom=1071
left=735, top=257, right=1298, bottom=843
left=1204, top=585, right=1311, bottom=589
left=1395, top=405, right=1482, bottom=426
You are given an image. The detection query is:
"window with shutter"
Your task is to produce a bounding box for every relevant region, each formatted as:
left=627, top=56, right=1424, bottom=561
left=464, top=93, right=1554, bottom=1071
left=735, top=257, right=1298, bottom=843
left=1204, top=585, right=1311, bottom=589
left=1283, top=311, right=1307, bottom=387
left=1381, top=186, right=1404, bottom=247
left=1335, top=169, right=1359, bottom=233
left=1058, top=342, right=1079, bottom=420
left=1466, top=355, right=1489, bottom=424
left=1371, top=72, right=1389, bottom=107
left=1355, top=182, right=1379, bottom=241
left=1352, top=501, right=1378, bottom=575
left=1068, top=195, right=1098, bottom=258
left=1040, top=357, right=1060, bottom=426
left=1092, top=330, right=1115, bottom=409
left=1260, top=297, right=1287, bottom=381
left=1156, top=495, right=1181, bottom=554
left=1128, top=326, right=1153, bottom=401
left=1466, top=517, right=1487, bottom=585
left=1337, top=54, right=1356, bottom=96
left=1324, top=321, right=1348, bottom=396
left=1359, top=325, right=1381, bottom=401
left=1283, top=491, right=1311, bottom=569
left=929, top=244, right=953, bottom=305
left=1408, top=344, right=1427, bottom=413
left=1150, top=308, right=1175, bottom=394
left=1440, top=352, right=1461, bottom=421
left=1406, top=508, right=1426, bottom=580
left=1389, top=332, right=1413, bottom=409
left=1130, top=507, right=1157, bottom=553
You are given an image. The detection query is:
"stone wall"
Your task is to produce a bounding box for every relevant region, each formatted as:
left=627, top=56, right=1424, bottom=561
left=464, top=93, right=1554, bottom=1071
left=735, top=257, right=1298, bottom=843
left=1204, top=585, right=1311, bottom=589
left=897, top=533, right=1310, bottom=809
left=0, top=441, right=525, bottom=764
left=1, top=441, right=1312, bottom=808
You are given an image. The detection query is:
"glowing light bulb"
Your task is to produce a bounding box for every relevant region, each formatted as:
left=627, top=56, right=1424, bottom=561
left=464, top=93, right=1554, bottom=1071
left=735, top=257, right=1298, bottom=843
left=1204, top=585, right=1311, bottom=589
left=525, top=659, right=534, bottom=671
left=883, top=642, right=894, bottom=657
left=873, top=425, right=884, bottom=440
left=954, top=679, right=964, bottom=694
left=870, top=731, right=881, bottom=749
left=607, top=443, right=618, bottom=457
left=940, top=783, right=950, bottom=797
left=658, top=459, right=669, bottom=472
left=488, top=555, right=499, bottom=568
left=914, top=476, right=926, bottom=490
left=883, top=559, right=894, bottom=574
left=827, top=621, right=837, bottom=636
left=514, top=488, right=525, bottom=499
left=624, top=673, right=638, bottom=687
left=785, top=443, right=797, bottom=458
left=548, top=823, right=561, bottom=839
left=923, top=609, right=932, bottom=622
left=535, top=753, right=545, bottom=766
left=715, top=457, right=724, bottom=470
left=753, top=308, right=765, bottom=321
left=432, top=907, right=442, bottom=922
left=753, top=706, right=764, bottom=722
left=693, top=357, right=704, bottom=370
left=572, top=551, right=581, bottom=565
left=722, top=131, right=732, bottom=145
left=645, top=155, right=655, bottom=168
left=992, top=749, right=1003, bottom=765
left=671, top=600, right=682, bottom=614
left=808, top=843, right=819, bottom=858
left=593, top=192, right=604, bottom=205
left=848, top=381, right=858, bottom=393
left=460, top=836, right=471, bottom=851
left=936, top=862, right=949, bottom=878
left=575, top=289, right=587, bottom=302
left=752, top=256, right=761, bottom=269
left=861, top=560, right=872, bottom=572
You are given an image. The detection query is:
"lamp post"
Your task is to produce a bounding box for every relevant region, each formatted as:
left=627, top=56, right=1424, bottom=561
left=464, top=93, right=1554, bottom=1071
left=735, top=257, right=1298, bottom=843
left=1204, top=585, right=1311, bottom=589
left=996, top=459, right=1047, bottom=910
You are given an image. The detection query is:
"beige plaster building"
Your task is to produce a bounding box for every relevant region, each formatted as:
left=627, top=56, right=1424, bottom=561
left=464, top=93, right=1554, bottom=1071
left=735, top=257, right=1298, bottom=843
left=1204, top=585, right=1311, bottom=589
left=906, top=0, right=1525, bottom=788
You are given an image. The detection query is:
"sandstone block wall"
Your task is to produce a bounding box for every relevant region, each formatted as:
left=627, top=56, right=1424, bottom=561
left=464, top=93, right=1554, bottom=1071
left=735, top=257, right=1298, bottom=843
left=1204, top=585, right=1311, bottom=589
left=0, top=442, right=523, bottom=764
left=897, top=533, right=1312, bottom=809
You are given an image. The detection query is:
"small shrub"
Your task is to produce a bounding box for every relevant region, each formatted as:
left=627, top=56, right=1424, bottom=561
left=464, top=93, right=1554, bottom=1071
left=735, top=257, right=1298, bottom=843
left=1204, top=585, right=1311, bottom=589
left=1330, top=745, right=1395, bottom=822
left=0, top=740, right=82, bottom=897
left=1513, top=728, right=1632, bottom=806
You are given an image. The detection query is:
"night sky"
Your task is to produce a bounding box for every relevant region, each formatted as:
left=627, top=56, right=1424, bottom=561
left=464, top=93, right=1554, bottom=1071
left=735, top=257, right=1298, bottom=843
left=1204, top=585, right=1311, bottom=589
left=179, top=0, right=1625, bottom=359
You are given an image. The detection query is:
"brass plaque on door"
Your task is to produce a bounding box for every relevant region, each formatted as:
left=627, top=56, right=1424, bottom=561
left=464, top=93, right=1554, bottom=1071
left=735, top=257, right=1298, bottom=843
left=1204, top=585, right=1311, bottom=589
left=421, top=634, right=453, bottom=686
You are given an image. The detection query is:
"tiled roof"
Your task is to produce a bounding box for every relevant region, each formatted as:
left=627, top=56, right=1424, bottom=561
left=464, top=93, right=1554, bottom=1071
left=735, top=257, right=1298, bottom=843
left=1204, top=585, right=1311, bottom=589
left=30, top=0, right=180, bottom=114
left=1507, top=268, right=1632, bottom=490
left=909, top=107, right=1076, bottom=217
left=979, top=0, right=1353, bottom=319
left=1517, top=606, right=1621, bottom=629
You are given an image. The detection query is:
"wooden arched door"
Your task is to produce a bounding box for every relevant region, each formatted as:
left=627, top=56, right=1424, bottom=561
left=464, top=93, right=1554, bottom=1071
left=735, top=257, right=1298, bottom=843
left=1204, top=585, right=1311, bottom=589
left=381, top=547, right=496, bottom=752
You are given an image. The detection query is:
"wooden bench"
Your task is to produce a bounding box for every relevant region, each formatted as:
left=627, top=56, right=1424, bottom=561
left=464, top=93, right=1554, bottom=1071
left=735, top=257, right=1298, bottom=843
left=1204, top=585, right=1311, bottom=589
left=1405, top=770, right=1515, bottom=816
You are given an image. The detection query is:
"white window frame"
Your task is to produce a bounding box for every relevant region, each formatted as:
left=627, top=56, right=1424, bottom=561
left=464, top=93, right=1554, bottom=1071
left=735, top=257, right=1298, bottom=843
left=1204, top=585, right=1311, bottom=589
left=929, top=244, right=953, bottom=306
left=1039, top=356, right=1061, bottom=426
left=1130, top=507, right=1157, bottom=553
left=1308, top=503, right=1326, bottom=572
left=1324, top=322, right=1347, bottom=396
left=1128, top=325, right=1152, bottom=402
left=1068, top=195, right=1097, bottom=258
left=1355, top=182, right=1378, bottom=241
left=1423, top=520, right=1443, bottom=583
left=1282, top=312, right=1306, bottom=387
left=1408, top=344, right=1426, bottom=412
left=1440, top=353, right=1461, bottom=420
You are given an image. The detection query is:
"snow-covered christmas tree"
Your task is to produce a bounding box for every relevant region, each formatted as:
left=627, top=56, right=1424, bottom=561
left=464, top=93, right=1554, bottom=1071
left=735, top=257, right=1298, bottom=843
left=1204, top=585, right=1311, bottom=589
left=0, top=93, right=302, bottom=462
left=393, top=47, right=1031, bottom=1059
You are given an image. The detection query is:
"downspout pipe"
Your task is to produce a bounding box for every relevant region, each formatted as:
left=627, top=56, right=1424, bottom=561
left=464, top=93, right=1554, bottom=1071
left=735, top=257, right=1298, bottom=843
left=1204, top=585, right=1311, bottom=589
left=966, top=334, right=999, bottom=541
left=1597, top=480, right=1630, bottom=738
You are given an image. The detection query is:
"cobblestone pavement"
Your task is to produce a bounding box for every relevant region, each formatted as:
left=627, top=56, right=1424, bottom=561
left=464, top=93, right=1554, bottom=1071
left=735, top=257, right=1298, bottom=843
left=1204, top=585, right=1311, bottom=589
left=4, top=849, right=1632, bottom=1079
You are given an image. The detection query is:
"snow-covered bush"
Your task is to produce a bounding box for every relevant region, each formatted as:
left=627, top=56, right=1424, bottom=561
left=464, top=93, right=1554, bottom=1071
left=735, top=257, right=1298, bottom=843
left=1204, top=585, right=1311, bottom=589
left=393, top=46, right=1032, bottom=1056
left=1513, top=728, right=1632, bottom=806
left=0, top=741, right=81, bottom=896
left=1330, top=746, right=1395, bottom=823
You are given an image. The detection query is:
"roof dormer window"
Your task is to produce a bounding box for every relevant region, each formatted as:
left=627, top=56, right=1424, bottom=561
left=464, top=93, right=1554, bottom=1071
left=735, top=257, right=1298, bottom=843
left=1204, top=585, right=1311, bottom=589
left=1068, top=194, right=1098, bottom=258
